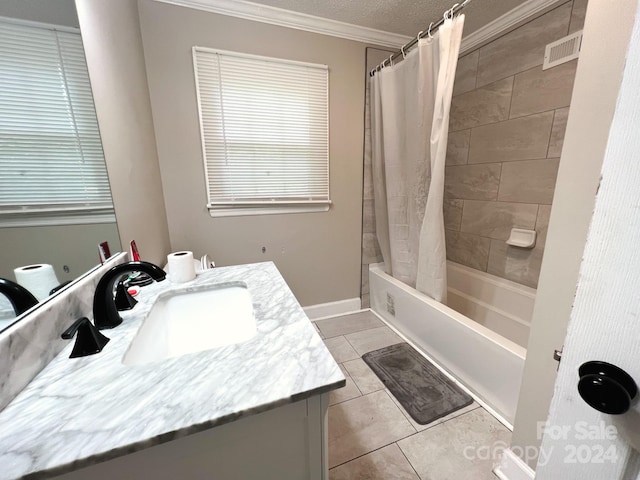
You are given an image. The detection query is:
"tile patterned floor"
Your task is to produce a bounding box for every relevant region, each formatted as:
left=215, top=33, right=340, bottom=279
left=317, top=310, right=510, bottom=480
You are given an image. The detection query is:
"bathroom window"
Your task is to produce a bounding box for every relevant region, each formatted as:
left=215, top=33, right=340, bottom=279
left=0, top=20, right=113, bottom=227
left=193, top=47, right=330, bottom=217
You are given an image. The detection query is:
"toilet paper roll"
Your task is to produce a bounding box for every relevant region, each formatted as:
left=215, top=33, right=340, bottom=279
left=14, top=264, right=59, bottom=301
left=167, top=251, right=196, bottom=283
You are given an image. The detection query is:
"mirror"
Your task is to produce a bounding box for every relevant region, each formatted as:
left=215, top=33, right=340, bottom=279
left=0, top=0, right=120, bottom=331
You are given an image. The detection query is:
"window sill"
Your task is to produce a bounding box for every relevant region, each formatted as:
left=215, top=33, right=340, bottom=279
left=0, top=211, right=116, bottom=228
left=208, top=202, right=331, bottom=218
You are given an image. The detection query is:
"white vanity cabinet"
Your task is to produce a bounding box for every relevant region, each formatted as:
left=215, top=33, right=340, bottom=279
left=0, top=263, right=343, bottom=480
left=54, top=393, right=330, bottom=480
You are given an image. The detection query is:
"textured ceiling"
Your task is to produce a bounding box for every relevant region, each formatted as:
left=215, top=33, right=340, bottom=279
left=245, top=0, right=525, bottom=37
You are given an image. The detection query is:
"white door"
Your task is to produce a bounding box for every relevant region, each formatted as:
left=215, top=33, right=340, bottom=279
left=535, top=3, right=640, bottom=478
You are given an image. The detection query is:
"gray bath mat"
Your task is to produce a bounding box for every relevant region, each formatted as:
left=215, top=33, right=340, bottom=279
left=362, top=343, right=473, bottom=425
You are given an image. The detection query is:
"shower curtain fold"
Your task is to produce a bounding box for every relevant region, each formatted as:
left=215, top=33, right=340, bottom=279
left=370, top=15, right=464, bottom=303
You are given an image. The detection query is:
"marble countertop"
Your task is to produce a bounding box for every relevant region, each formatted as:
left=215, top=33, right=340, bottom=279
left=0, top=262, right=344, bottom=480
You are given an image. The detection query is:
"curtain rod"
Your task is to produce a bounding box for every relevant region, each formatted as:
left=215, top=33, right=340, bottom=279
left=370, top=0, right=471, bottom=77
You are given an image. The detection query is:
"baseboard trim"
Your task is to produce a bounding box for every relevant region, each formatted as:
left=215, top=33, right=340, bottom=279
left=494, top=448, right=536, bottom=480
left=303, top=298, right=362, bottom=320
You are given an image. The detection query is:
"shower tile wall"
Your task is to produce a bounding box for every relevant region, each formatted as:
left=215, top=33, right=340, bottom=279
left=361, top=48, right=394, bottom=308
left=444, top=0, right=587, bottom=289
left=360, top=0, right=587, bottom=304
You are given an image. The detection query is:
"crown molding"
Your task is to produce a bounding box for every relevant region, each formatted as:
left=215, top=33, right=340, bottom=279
left=153, top=0, right=568, bottom=55
left=460, top=0, right=568, bottom=55
left=153, top=0, right=411, bottom=48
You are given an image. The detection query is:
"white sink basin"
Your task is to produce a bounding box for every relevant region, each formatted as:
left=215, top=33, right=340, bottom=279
left=122, top=283, right=256, bottom=366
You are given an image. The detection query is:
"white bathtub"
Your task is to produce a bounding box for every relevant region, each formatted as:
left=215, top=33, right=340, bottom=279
left=447, top=261, right=535, bottom=348
left=369, top=263, right=527, bottom=425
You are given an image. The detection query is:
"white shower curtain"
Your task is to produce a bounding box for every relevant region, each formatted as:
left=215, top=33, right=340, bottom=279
left=371, top=15, right=464, bottom=303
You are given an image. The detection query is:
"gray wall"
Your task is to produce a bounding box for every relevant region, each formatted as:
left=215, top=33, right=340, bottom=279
left=0, top=0, right=78, bottom=28
left=75, top=0, right=171, bottom=266
left=0, top=223, right=120, bottom=282
left=443, top=0, right=587, bottom=289
left=0, top=0, right=120, bottom=287
left=137, top=0, right=366, bottom=306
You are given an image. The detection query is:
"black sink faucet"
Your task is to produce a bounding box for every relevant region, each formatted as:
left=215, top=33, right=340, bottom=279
left=93, top=261, right=166, bottom=330
left=0, top=278, right=38, bottom=316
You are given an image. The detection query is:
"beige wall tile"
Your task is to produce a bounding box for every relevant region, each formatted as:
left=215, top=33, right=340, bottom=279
left=453, top=50, right=479, bottom=97
left=361, top=293, right=370, bottom=309
left=444, top=199, right=464, bottom=230
left=548, top=107, right=569, bottom=157
left=536, top=204, right=552, bottom=246
left=445, top=163, right=501, bottom=201
left=460, top=200, right=538, bottom=240
left=446, top=129, right=471, bottom=165
left=362, top=232, right=383, bottom=264
left=468, top=111, right=554, bottom=164
left=486, top=204, right=552, bottom=288
left=487, top=240, right=544, bottom=288
left=510, top=61, right=577, bottom=118
left=569, top=0, right=589, bottom=33
left=476, top=3, right=572, bottom=87
left=363, top=198, right=376, bottom=234
left=363, top=160, right=374, bottom=199
left=445, top=229, right=491, bottom=271
left=498, top=159, right=560, bottom=204
left=449, top=77, right=513, bottom=131
left=361, top=264, right=369, bottom=295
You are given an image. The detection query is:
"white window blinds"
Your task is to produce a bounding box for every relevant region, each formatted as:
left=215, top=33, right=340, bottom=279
left=0, top=20, right=113, bottom=224
left=192, top=47, right=330, bottom=215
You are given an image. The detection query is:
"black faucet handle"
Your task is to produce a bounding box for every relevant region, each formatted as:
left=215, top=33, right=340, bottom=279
left=114, top=276, right=137, bottom=311
left=61, top=317, right=110, bottom=358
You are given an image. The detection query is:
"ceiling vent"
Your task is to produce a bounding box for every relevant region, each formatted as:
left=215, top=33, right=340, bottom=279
left=543, top=30, right=583, bottom=70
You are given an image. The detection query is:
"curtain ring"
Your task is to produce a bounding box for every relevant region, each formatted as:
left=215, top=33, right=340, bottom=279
left=388, top=54, right=393, bottom=66
left=417, top=30, right=424, bottom=42
left=401, top=45, right=406, bottom=59
left=449, top=4, right=459, bottom=20
left=428, top=22, right=434, bottom=39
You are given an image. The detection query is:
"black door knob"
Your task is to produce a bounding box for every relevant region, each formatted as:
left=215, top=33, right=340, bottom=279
left=578, top=361, right=637, bottom=415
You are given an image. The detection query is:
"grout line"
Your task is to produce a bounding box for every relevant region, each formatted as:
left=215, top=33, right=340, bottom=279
left=567, top=0, right=575, bottom=35
left=346, top=368, right=363, bottom=396
left=450, top=103, right=558, bottom=135
left=545, top=108, right=557, bottom=158
left=472, top=48, right=480, bottom=91
left=506, top=75, right=515, bottom=120
left=329, top=436, right=418, bottom=471
left=468, top=0, right=573, bottom=71
left=396, top=441, right=423, bottom=479
left=328, top=390, right=421, bottom=471
left=380, top=389, right=418, bottom=434
left=320, top=323, right=388, bottom=340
